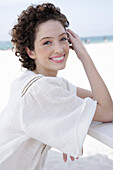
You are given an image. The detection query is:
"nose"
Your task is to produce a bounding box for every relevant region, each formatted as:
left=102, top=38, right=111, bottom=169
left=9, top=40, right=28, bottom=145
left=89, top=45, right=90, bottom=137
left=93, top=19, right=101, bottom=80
left=54, top=42, right=63, bottom=54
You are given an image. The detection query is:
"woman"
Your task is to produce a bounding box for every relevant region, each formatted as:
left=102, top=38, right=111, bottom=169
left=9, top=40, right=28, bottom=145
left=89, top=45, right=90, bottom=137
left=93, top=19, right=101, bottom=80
left=0, top=3, right=113, bottom=170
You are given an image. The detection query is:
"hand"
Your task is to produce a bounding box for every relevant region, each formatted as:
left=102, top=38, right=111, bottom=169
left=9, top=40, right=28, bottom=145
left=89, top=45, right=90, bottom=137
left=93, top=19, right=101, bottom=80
left=63, top=147, right=83, bottom=162
left=63, top=153, right=77, bottom=162
left=67, top=29, right=89, bottom=61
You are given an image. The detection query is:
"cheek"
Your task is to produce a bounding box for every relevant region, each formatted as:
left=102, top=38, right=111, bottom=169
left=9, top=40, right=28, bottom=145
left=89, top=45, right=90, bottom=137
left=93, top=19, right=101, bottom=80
left=64, top=42, right=69, bottom=52
left=37, top=48, right=49, bottom=58
left=40, top=46, right=51, bottom=54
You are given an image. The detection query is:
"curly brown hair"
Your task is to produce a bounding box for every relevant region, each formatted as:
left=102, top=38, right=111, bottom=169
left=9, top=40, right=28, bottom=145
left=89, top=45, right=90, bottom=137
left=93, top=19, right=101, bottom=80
left=11, top=3, right=69, bottom=71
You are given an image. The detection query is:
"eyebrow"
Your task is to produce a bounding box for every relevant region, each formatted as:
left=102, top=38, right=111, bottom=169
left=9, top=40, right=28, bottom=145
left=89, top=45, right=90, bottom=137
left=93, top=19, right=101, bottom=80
left=40, top=32, right=67, bottom=41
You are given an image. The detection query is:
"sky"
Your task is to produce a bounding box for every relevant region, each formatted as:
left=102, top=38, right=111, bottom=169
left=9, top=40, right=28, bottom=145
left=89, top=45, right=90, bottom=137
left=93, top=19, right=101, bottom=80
left=0, top=0, right=113, bottom=41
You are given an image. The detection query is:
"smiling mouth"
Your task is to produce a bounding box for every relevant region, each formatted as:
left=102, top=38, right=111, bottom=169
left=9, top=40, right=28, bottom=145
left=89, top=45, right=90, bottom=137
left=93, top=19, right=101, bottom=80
left=49, top=55, right=65, bottom=63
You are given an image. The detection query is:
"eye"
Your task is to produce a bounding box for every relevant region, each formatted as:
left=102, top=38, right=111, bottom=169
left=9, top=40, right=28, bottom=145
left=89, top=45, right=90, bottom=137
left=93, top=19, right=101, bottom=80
left=60, top=37, right=68, bottom=41
left=43, top=41, right=51, bottom=45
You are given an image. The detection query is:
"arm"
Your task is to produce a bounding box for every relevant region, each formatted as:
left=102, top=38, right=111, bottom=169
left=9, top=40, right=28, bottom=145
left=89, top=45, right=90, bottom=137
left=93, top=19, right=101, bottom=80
left=62, top=30, right=113, bottom=162
left=77, top=87, right=113, bottom=122
left=67, top=29, right=113, bottom=122
left=77, top=87, right=93, bottom=99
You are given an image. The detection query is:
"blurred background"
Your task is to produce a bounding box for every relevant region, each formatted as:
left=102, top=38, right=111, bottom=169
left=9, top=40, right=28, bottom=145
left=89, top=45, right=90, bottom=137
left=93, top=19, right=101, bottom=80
left=0, top=1, right=113, bottom=169
left=0, top=0, right=113, bottom=49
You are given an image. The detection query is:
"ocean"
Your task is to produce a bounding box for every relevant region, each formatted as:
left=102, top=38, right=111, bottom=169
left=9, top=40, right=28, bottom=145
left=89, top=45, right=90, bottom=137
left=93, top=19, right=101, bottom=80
left=0, top=35, right=113, bottom=50
left=81, top=35, right=113, bottom=44
left=0, top=41, right=13, bottom=50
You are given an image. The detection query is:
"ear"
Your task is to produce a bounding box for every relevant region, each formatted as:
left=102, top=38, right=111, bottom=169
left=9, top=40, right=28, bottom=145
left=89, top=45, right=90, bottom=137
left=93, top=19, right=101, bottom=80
left=26, top=47, right=35, bottom=59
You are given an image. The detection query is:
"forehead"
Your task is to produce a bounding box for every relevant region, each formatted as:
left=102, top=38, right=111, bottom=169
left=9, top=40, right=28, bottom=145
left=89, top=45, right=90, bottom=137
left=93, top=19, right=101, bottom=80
left=36, top=20, right=66, bottom=37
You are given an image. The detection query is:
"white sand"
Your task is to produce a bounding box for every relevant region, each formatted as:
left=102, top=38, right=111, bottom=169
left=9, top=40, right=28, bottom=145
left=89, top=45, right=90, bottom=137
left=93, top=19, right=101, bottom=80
left=0, top=42, right=113, bottom=169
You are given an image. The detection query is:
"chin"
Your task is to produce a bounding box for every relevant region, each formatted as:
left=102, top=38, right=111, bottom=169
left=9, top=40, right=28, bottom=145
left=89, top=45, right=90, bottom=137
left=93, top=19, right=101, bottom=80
left=58, top=65, right=66, bottom=71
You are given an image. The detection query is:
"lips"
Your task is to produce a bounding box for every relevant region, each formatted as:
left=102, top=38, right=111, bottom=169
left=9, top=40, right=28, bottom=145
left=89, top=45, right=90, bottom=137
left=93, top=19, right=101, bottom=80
left=49, top=54, right=65, bottom=63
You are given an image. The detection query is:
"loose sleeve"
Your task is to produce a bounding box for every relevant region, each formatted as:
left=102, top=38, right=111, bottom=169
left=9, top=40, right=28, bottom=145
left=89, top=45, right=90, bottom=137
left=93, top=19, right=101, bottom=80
left=20, top=77, right=97, bottom=157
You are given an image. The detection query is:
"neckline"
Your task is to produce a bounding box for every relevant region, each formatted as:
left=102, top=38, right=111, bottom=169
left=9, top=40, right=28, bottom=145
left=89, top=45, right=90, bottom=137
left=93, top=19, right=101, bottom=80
left=27, top=70, right=44, bottom=77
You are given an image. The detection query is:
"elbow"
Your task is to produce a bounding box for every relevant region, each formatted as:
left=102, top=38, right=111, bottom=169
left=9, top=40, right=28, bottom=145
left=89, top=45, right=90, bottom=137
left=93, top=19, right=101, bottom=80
left=93, top=104, right=113, bottom=122
left=102, top=106, right=113, bottom=122
left=110, top=108, right=113, bottom=122
left=109, top=103, right=113, bottom=121
left=104, top=100, right=113, bottom=122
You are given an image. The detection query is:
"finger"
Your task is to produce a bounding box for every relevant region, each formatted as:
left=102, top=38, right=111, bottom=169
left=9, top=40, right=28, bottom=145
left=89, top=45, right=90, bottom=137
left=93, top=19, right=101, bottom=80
left=67, top=31, right=75, bottom=47
left=66, top=30, right=74, bottom=39
left=63, top=153, right=67, bottom=162
left=69, top=45, right=74, bottom=50
left=66, top=30, right=73, bottom=40
left=82, top=147, right=83, bottom=155
left=67, top=29, right=78, bottom=38
left=70, top=156, right=75, bottom=161
left=67, top=30, right=78, bottom=45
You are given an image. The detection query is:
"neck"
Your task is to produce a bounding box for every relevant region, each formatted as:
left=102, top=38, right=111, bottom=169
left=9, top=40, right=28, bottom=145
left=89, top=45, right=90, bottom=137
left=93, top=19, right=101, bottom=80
left=33, top=69, right=57, bottom=77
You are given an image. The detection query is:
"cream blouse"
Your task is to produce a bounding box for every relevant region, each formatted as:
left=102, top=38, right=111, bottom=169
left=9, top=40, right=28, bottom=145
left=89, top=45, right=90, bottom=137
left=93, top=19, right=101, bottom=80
left=0, top=70, right=97, bottom=170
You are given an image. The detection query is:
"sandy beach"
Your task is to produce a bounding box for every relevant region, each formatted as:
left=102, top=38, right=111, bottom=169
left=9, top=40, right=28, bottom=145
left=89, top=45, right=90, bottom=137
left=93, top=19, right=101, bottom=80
left=0, top=42, right=113, bottom=169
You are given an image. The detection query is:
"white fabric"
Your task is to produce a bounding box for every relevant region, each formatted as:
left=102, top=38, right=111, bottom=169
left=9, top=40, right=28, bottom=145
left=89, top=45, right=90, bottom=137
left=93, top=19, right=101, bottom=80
left=0, top=70, right=97, bottom=170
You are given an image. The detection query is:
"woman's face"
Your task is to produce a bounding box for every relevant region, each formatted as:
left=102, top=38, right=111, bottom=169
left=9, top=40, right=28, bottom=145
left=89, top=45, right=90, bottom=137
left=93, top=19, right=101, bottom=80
left=29, top=20, right=69, bottom=77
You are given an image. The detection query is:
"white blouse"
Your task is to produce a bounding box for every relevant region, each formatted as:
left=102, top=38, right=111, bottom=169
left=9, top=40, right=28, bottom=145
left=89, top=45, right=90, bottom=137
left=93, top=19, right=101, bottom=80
left=0, top=70, right=97, bottom=170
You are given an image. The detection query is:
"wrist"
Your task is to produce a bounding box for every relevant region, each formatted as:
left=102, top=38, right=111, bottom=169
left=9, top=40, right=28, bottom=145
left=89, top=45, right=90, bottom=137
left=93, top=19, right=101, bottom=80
left=80, top=53, right=91, bottom=64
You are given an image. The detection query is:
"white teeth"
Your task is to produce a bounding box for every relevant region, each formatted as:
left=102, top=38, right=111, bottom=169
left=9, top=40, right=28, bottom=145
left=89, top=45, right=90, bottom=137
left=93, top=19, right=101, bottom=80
left=51, top=56, right=64, bottom=61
